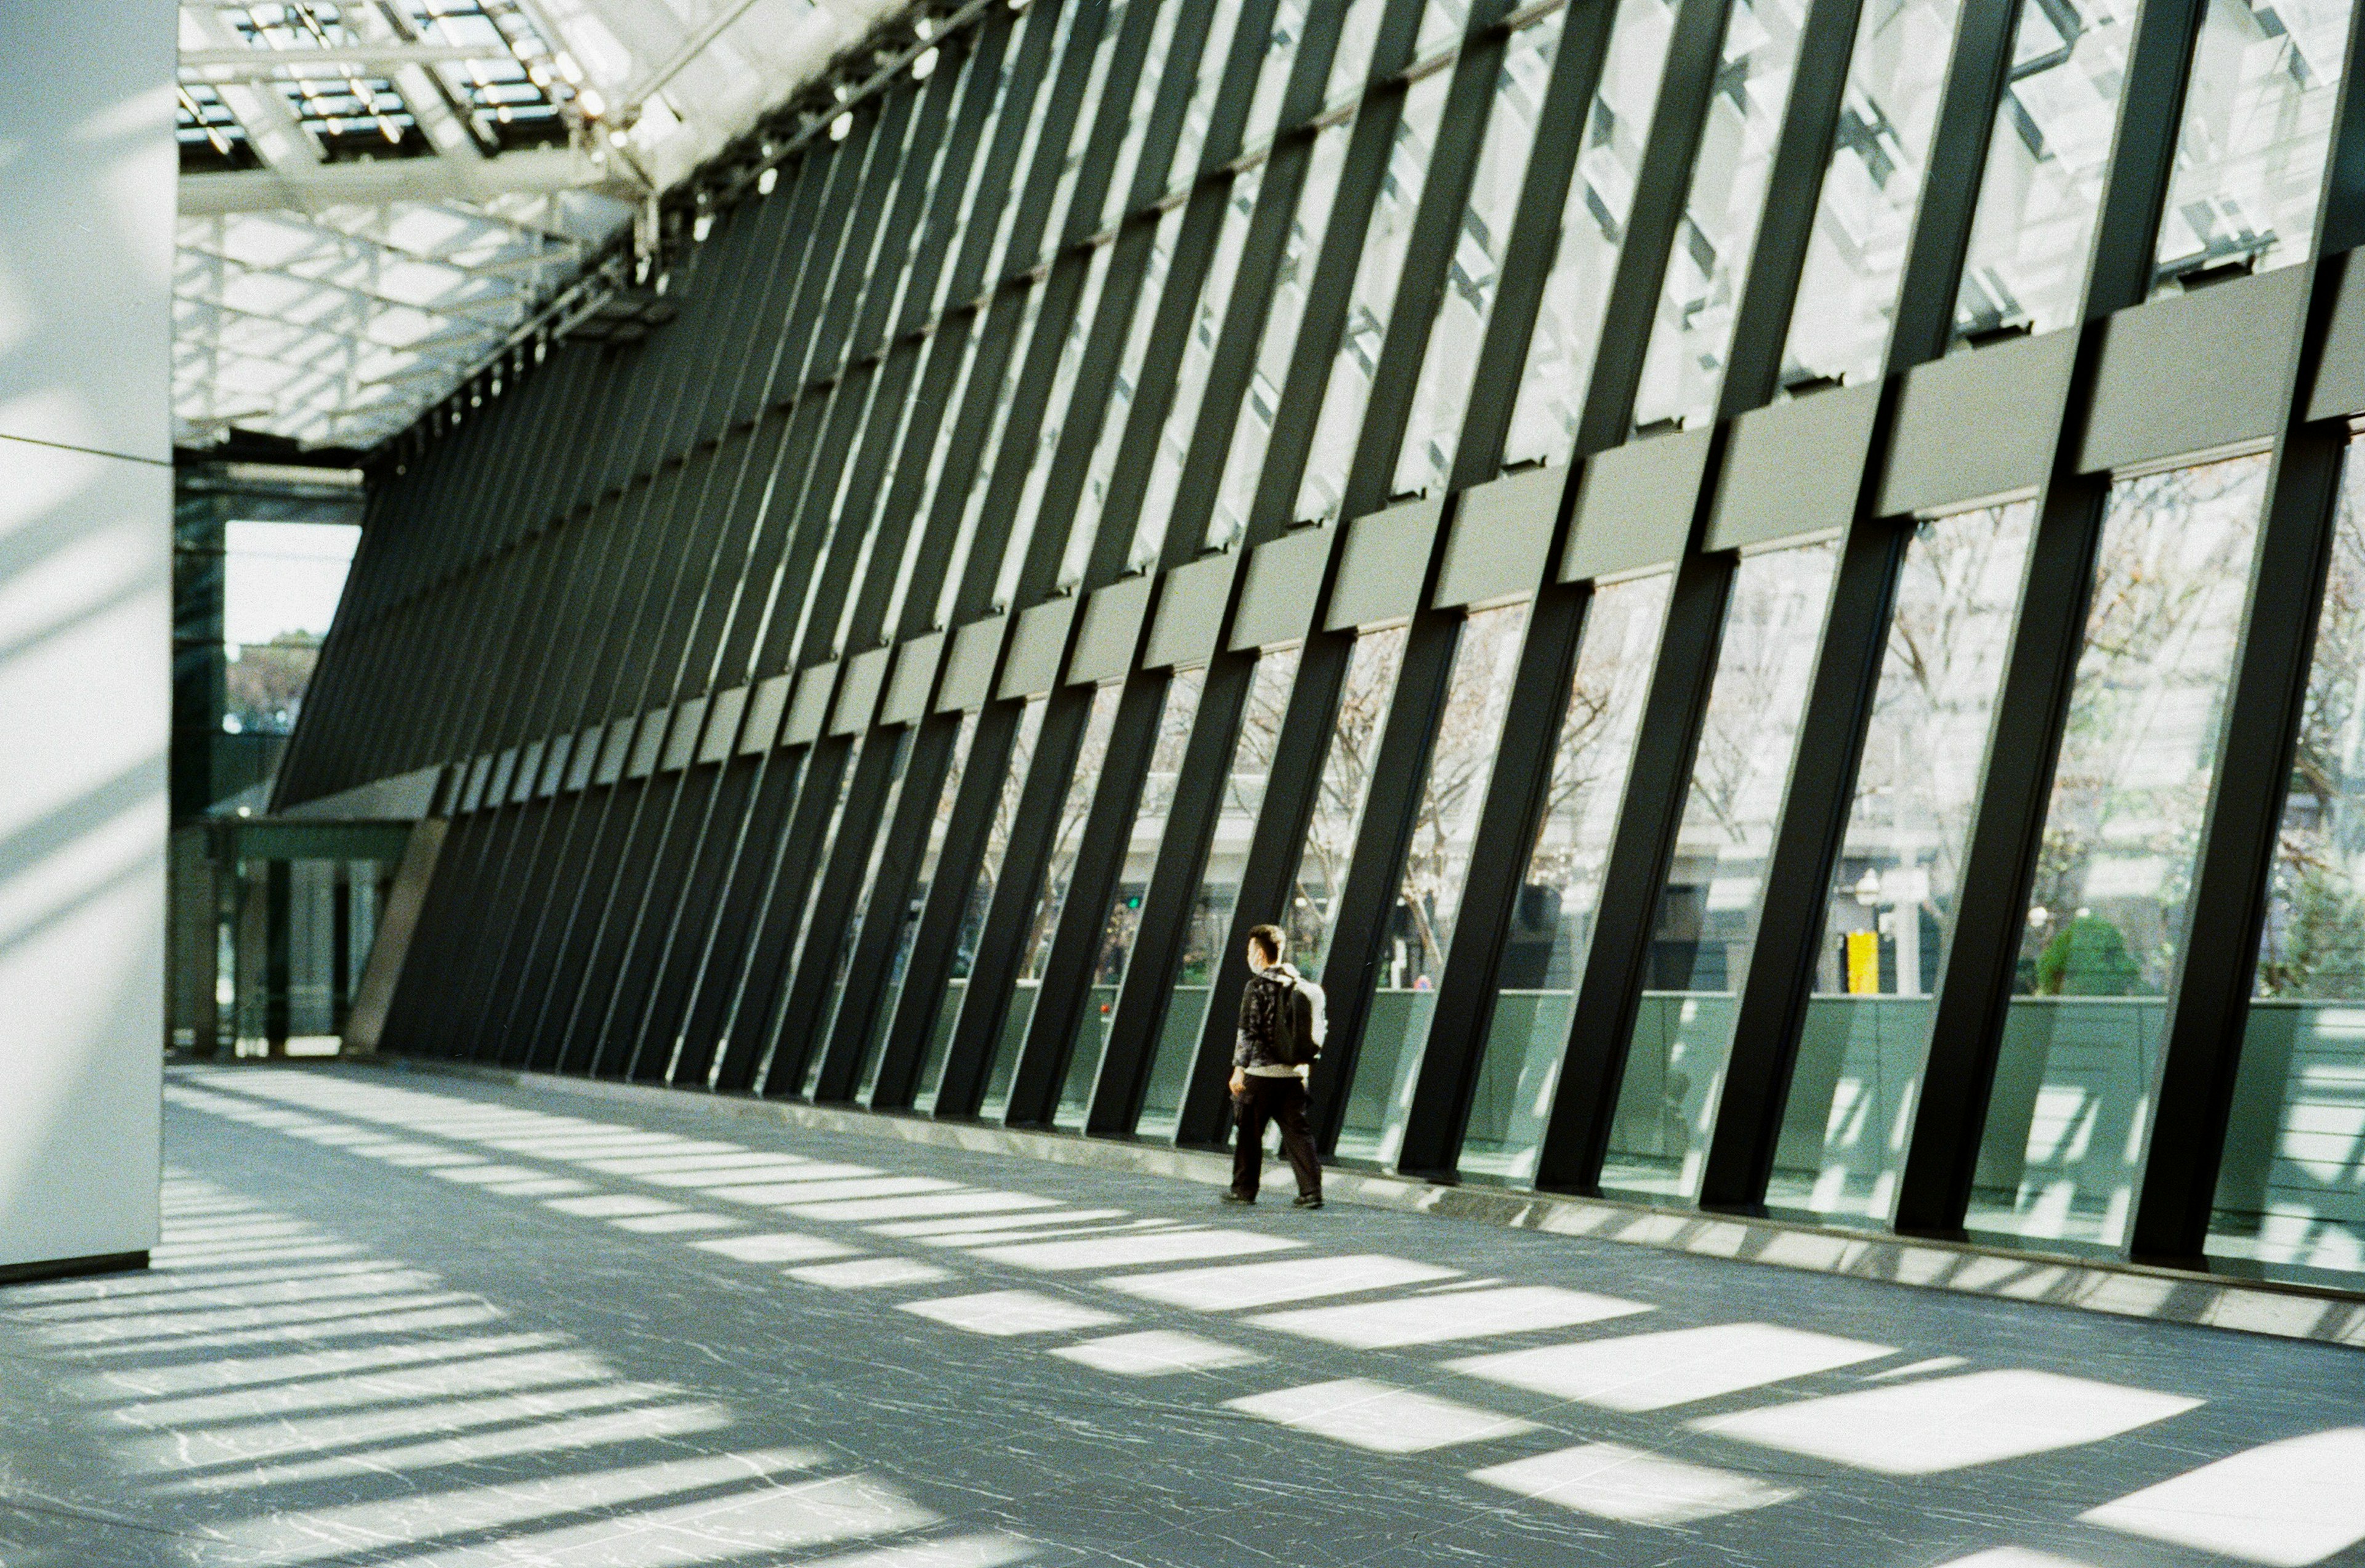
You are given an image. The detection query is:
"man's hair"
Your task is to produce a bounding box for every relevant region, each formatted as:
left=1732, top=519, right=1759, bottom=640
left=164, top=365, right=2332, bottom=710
left=1247, top=924, right=1285, bottom=963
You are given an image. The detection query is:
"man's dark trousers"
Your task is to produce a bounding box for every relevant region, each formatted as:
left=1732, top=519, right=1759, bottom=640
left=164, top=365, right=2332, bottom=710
left=1231, top=1075, right=1322, bottom=1200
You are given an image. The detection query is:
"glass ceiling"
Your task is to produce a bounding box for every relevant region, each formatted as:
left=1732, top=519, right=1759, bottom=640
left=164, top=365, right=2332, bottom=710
left=175, top=0, right=892, bottom=452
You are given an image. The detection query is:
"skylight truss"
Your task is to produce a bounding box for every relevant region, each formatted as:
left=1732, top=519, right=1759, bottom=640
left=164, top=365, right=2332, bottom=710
left=174, top=0, right=910, bottom=452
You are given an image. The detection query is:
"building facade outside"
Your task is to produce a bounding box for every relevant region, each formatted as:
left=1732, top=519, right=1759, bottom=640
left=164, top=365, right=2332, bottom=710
left=279, top=0, right=2365, bottom=1292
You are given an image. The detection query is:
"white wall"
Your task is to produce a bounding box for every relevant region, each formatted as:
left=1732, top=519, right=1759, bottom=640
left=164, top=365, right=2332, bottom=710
left=0, top=0, right=176, bottom=1271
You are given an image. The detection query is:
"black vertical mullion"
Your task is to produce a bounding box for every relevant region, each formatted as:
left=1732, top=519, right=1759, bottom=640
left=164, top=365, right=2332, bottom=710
left=871, top=700, right=1025, bottom=1109
left=1004, top=670, right=1171, bottom=1126
left=1383, top=0, right=1650, bottom=1173
left=665, top=342, right=957, bottom=1085
left=1882, top=0, right=2020, bottom=368
left=1641, top=0, right=1907, bottom=1205
left=774, top=0, right=1173, bottom=1097
left=1337, top=27, right=1511, bottom=515
left=766, top=0, right=1116, bottom=1097
left=1176, top=630, right=1356, bottom=1146
left=2129, top=23, right=2365, bottom=1259
left=815, top=712, right=966, bottom=1103
left=1086, top=650, right=1257, bottom=1133
left=1894, top=0, right=2210, bottom=1234
left=1527, top=0, right=1874, bottom=1192
left=934, top=687, right=1101, bottom=1117
left=1533, top=550, right=1735, bottom=1189
left=2130, top=302, right=2347, bottom=1261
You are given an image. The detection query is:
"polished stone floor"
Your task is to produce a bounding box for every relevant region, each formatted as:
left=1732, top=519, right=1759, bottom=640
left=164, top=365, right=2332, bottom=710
left=4, top=1064, right=2363, bottom=1568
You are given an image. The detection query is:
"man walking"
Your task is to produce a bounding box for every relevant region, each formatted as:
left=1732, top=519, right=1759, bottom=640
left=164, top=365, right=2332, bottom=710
left=1226, top=924, right=1324, bottom=1208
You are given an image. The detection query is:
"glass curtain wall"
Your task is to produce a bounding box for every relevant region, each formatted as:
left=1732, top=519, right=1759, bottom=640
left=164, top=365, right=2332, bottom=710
left=1286, top=627, right=1412, bottom=972
left=2219, top=440, right=2365, bottom=1283
left=1058, top=666, right=1211, bottom=1128
left=932, top=285, right=1051, bottom=626
left=1207, top=123, right=1356, bottom=552
left=1390, top=11, right=1564, bottom=501
left=1777, top=0, right=1961, bottom=387
left=1498, top=0, right=1680, bottom=468
left=1325, top=0, right=1391, bottom=109
left=1138, top=166, right=1267, bottom=554
left=1098, top=0, right=1188, bottom=231
left=1601, top=538, right=1841, bottom=1202
left=1024, top=248, right=1118, bottom=597
left=1969, top=454, right=2271, bottom=1248
left=1293, top=71, right=1457, bottom=523
left=916, top=695, right=1049, bottom=1111
left=1037, top=0, right=1135, bottom=261
left=860, top=713, right=982, bottom=1101
left=815, top=731, right=916, bottom=1084
left=1071, top=206, right=1186, bottom=577
left=758, top=735, right=867, bottom=1089
left=1166, top=0, right=1253, bottom=187
left=1952, top=0, right=2135, bottom=341
left=1463, top=572, right=1672, bottom=1179
left=1243, top=0, right=1316, bottom=152
left=1765, top=503, right=2036, bottom=1222
left=1336, top=601, right=1531, bottom=1162
left=2151, top=0, right=2353, bottom=290
left=1630, top=0, right=1810, bottom=429
left=979, top=683, right=1128, bottom=1119
left=1138, top=649, right=1302, bottom=1136
left=793, top=732, right=915, bottom=1096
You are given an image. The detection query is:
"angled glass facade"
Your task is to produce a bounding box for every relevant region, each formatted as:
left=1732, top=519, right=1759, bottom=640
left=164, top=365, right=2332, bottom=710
left=286, top=0, right=2365, bottom=1291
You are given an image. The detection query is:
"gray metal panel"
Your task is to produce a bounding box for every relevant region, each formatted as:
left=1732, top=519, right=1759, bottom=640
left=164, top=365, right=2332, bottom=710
left=2311, top=256, right=2365, bottom=422
left=784, top=663, right=838, bottom=745
left=509, top=741, right=543, bottom=803
left=537, top=735, right=572, bottom=796
left=1561, top=429, right=1710, bottom=583
left=699, top=687, right=746, bottom=764
left=567, top=724, right=605, bottom=790
left=1880, top=329, right=2076, bottom=516
left=2090, top=269, right=2308, bottom=473
left=740, top=676, right=791, bottom=754
left=1436, top=466, right=1563, bottom=608
left=277, top=763, right=445, bottom=821
left=487, top=748, right=517, bottom=806
left=1325, top=497, right=1445, bottom=631
left=937, top=615, right=1006, bottom=712
left=881, top=633, right=945, bottom=724
left=1707, top=382, right=1882, bottom=552
left=832, top=647, right=892, bottom=735
left=1067, top=576, right=1154, bottom=684
left=626, top=708, right=669, bottom=778
left=1227, top=530, right=1327, bottom=652
left=997, top=598, right=1074, bottom=698
left=594, top=717, right=637, bottom=785
left=458, top=754, right=491, bottom=813
left=1147, top=555, right=1234, bottom=665
left=2080, top=267, right=2308, bottom=473
left=661, top=697, right=709, bottom=770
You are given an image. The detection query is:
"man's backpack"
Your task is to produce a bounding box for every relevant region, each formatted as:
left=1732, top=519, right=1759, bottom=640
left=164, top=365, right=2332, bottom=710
left=1261, top=970, right=1322, bottom=1067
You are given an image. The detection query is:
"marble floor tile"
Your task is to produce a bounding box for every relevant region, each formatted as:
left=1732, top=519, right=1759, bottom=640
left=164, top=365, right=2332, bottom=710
left=1696, top=1368, right=2203, bottom=1474
left=1469, top=1441, right=1799, bottom=1525
left=898, top=1291, right=1126, bottom=1336
left=1224, top=1378, right=1539, bottom=1453
left=1048, top=1330, right=1263, bottom=1377
left=1247, top=1283, right=1652, bottom=1348
left=1103, top=1253, right=1457, bottom=1311
left=17, top=1063, right=2353, bottom=1568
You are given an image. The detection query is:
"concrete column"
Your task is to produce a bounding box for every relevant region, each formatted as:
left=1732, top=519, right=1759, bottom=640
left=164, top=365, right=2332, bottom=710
left=0, top=0, right=174, bottom=1279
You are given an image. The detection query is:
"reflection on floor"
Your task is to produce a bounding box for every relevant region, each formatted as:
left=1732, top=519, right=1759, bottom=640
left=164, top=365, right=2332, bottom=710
left=4, top=1063, right=2363, bottom=1567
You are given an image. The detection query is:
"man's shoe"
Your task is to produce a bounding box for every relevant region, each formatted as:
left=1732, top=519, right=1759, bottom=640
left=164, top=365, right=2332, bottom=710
left=1292, top=1194, right=1323, bottom=1209
left=1222, top=1190, right=1255, bottom=1205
